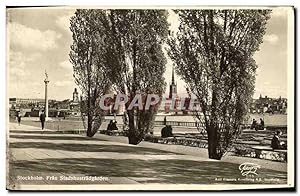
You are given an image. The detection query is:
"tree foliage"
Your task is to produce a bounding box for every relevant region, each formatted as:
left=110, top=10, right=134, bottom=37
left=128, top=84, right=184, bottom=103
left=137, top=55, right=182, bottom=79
left=69, top=10, right=111, bottom=137
left=104, top=10, right=169, bottom=144
left=167, top=10, right=271, bottom=159
left=69, top=9, right=169, bottom=142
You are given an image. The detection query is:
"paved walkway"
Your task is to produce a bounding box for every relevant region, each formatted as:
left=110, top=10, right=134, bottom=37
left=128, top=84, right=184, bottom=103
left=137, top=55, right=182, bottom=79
left=8, top=123, right=287, bottom=190
left=93, top=134, right=288, bottom=173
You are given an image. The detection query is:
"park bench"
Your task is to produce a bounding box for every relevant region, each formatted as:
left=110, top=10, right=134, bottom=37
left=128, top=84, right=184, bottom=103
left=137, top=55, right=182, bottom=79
left=107, top=130, right=126, bottom=136
left=157, top=136, right=208, bottom=148
left=98, top=129, right=126, bottom=136
left=236, top=140, right=260, bottom=145
left=251, top=146, right=287, bottom=162
left=251, top=146, right=273, bottom=158
left=274, top=149, right=288, bottom=162
left=174, top=137, right=187, bottom=145
left=60, top=129, right=85, bottom=134
left=158, top=137, right=173, bottom=144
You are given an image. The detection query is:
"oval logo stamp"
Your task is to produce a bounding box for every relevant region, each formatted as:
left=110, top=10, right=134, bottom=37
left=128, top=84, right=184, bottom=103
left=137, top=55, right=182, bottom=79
left=239, top=162, right=261, bottom=176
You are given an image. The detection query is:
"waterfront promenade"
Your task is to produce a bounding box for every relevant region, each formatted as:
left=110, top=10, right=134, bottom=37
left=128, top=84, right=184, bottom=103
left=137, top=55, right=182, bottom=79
left=8, top=122, right=287, bottom=190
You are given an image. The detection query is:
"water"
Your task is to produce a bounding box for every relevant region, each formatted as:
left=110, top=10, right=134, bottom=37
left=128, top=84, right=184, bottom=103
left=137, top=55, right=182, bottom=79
left=155, top=114, right=287, bottom=126
left=109, top=113, right=287, bottom=126
left=246, top=114, right=287, bottom=126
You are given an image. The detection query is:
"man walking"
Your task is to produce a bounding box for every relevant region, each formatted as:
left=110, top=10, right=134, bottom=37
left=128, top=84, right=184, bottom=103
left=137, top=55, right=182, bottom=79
left=40, top=111, right=46, bottom=131
left=17, top=112, right=21, bottom=126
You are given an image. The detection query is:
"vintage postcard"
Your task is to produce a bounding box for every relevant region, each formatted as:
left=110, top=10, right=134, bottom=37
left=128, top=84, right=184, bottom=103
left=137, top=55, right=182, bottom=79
left=6, top=6, right=295, bottom=191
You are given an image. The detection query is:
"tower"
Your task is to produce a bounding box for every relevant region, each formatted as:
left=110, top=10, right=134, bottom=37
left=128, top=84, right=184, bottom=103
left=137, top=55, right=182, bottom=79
left=44, top=70, right=50, bottom=120
left=73, top=88, right=79, bottom=103
left=169, top=66, right=177, bottom=99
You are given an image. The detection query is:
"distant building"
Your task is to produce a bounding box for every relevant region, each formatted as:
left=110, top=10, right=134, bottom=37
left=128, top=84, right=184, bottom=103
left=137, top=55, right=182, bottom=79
left=9, top=98, right=56, bottom=110
left=73, top=88, right=79, bottom=103
left=9, top=87, right=82, bottom=117
left=9, top=97, right=55, bottom=117
left=249, top=94, right=287, bottom=114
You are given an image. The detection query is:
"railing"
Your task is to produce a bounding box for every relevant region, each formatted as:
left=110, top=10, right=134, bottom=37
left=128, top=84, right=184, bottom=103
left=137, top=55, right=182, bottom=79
left=155, top=121, right=204, bottom=127
left=155, top=121, right=287, bottom=129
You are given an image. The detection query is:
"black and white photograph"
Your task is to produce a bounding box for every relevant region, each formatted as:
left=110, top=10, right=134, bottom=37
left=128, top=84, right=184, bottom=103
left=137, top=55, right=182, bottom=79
left=6, top=6, right=295, bottom=191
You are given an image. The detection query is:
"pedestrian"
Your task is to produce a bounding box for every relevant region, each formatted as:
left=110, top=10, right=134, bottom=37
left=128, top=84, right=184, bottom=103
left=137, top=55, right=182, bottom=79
left=163, top=116, right=167, bottom=125
left=17, top=112, right=21, bottom=126
left=40, top=111, right=46, bottom=132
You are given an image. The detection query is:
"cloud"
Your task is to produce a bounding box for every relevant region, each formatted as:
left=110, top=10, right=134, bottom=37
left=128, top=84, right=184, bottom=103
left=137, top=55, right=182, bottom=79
left=264, top=34, right=279, bottom=45
left=8, top=22, right=62, bottom=51
left=59, top=60, right=73, bottom=70
left=54, top=80, right=73, bottom=87
left=8, top=50, right=44, bottom=80
left=55, top=12, right=75, bottom=34
left=55, top=61, right=74, bottom=87
left=8, top=51, right=29, bottom=78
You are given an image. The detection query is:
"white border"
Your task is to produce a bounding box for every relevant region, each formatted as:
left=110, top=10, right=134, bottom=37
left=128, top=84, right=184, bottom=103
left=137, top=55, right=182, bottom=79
left=1, top=0, right=299, bottom=195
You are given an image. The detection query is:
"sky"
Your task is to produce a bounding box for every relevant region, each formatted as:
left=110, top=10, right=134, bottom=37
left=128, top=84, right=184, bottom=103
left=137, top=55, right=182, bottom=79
left=7, top=7, right=290, bottom=101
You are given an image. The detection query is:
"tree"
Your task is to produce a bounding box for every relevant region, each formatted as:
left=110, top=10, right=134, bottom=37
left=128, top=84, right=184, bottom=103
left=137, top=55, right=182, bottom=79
left=104, top=10, right=169, bottom=144
left=69, top=10, right=111, bottom=137
left=167, top=10, right=271, bottom=159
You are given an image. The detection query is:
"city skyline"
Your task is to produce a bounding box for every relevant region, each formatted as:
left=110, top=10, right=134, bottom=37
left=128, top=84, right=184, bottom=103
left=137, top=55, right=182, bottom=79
left=7, top=7, right=289, bottom=101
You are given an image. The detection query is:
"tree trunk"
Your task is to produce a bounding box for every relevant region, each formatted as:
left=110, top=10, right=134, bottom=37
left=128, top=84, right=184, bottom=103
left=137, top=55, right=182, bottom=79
left=127, top=110, right=143, bottom=145
left=207, top=125, right=221, bottom=160
left=128, top=134, right=141, bottom=145
left=207, top=88, right=222, bottom=160
left=86, top=114, right=93, bottom=137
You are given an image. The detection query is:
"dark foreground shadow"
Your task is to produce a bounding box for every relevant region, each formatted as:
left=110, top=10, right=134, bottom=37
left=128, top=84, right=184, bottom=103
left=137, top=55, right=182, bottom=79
left=9, top=158, right=287, bottom=184
left=10, top=130, right=71, bottom=135
left=9, top=134, right=108, bottom=142
left=9, top=141, right=179, bottom=155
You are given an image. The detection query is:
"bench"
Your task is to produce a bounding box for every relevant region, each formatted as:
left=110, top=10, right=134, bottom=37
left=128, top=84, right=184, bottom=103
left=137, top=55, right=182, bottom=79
left=98, top=129, right=127, bottom=136
left=158, top=137, right=174, bottom=144
left=251, top=146, right=287, bottom=161
left=251, top=146, right=273, bottom=158
left=157, top=137, right=208, bottom=148
left=274, top=149, right=288, bottom=161
left=60, top=129, right=86, bottom=134
left=236, top=141, right=261, bottom=146
left=107, top=130, right=126, bottom=136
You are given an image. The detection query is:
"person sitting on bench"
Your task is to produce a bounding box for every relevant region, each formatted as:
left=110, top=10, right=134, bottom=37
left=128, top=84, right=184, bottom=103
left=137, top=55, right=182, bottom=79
left=161, top=125, right=173, bottom=138
left=258, top=118, right=265, bottom=130
left=107, top=120, right=113, bottom=131
left=111, top=120, right=118, bottom=130
left=271, top=130, right=286, bottom=149
left=250, top=119, right=258, bottom=131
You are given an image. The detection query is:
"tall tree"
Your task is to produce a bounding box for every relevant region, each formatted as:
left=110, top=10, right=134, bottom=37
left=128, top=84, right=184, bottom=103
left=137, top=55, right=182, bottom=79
left=69, top=10, right=111, bottom=137
left=104, top=10, right=169, bottom=144
left=167, top=10, right=271, bottom=159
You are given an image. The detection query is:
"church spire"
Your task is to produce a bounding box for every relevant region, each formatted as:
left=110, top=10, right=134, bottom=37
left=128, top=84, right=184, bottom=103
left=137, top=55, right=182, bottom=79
left=171, top=66, right=175, bottom=85
left=169, top=65, right=177, bottom=99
